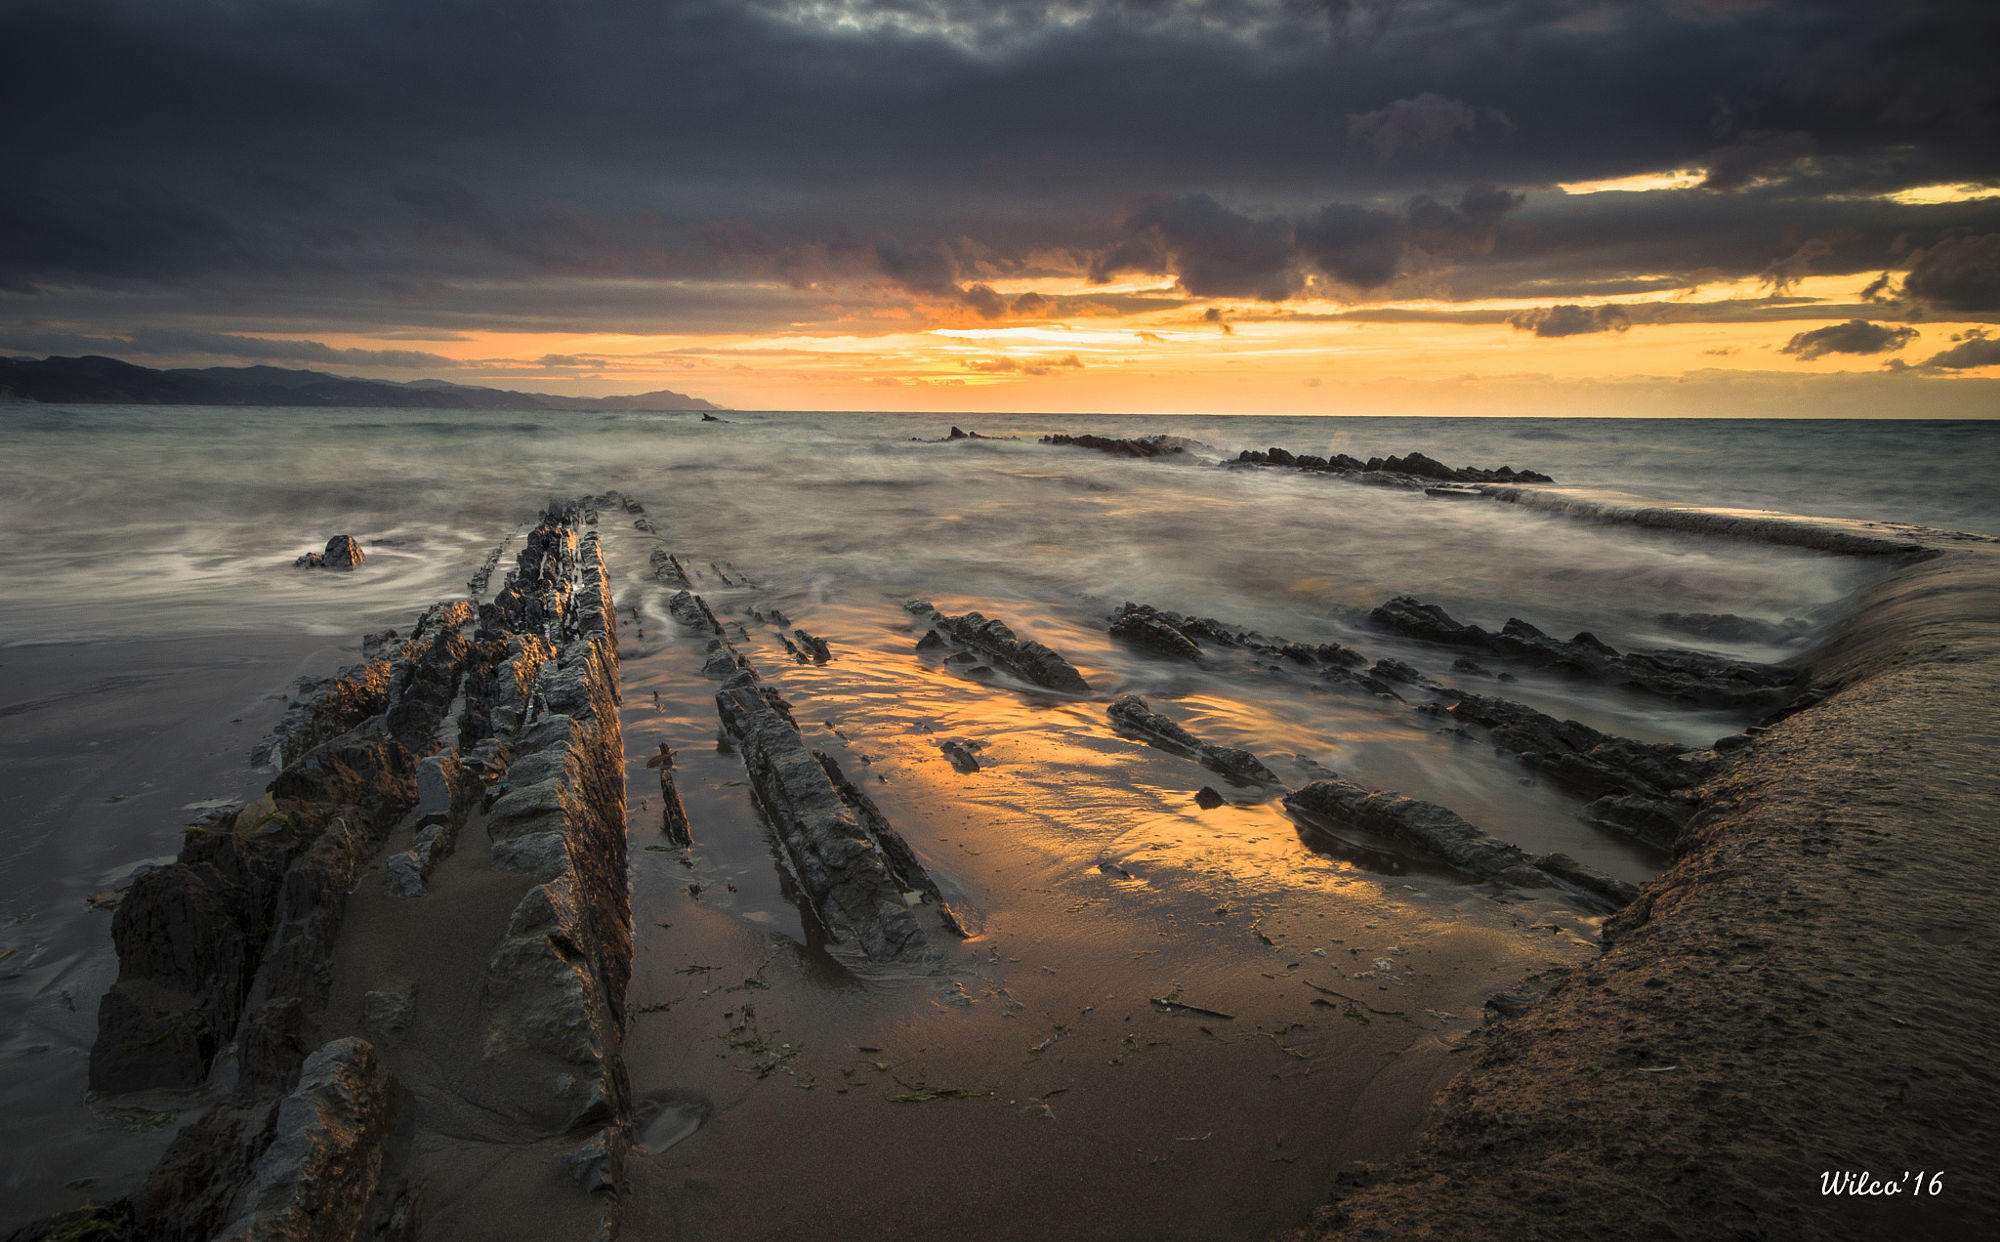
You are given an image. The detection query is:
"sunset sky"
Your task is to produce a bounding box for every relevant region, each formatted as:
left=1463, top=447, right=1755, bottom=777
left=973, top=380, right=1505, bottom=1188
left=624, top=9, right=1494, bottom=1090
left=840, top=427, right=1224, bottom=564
left=5, top=0, right=1998, bottom=415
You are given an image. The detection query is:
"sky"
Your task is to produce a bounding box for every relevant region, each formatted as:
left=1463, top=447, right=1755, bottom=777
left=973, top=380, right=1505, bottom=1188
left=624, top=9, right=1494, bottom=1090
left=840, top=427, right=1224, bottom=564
left=5, top=0, right=1999, bottom=415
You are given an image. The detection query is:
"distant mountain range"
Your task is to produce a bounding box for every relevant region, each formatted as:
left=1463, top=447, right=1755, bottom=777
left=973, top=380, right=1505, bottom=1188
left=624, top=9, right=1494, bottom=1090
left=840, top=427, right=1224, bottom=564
left=0, top=354, right=723, bottom=411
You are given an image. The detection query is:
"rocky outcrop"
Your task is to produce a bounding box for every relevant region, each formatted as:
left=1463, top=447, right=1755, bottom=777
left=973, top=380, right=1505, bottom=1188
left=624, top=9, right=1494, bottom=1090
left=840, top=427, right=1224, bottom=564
left=907, top=601, right=1090, bottom=692
left=1235, top=447, right=1552, bottom=485
left=1424, top=690, right=1720, bottom=850
left=649, top=744, right=695, bottom=847
left=1039, top=433, right=1191, bottom=458
left=716, top=669, right=954, bottom=964
left=215, top=1037, right=392, bottom=1242
left=54, top=500, right=636, bottom=1241
left=1108, top=695, right=1279, bottom=786
left=1285, top=547, right=2000, bottom=1242
left=93, top=725, right=430, bottom=1094
left=1477, top=484, right=1936, bottom=557
left=1285, top=778, right=1636, bottom=912
left=1369, top=595, right=1810, bottom=711
left=1106, top=603, right=1369, bottom=677
left=295, top=534, right=365, bottom=569
left=478, top=504, right=631, bottom=1150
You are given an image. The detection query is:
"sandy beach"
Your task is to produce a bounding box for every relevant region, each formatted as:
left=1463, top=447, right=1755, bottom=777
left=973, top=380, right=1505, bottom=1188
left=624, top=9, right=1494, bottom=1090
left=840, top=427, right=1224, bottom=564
left=4, top=415, right=1991, bottom=1241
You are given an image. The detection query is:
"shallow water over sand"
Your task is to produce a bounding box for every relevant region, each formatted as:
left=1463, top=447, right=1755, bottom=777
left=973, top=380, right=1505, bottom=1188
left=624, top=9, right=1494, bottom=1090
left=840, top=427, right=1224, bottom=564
left=1, top=408, right=1986, bottom=1230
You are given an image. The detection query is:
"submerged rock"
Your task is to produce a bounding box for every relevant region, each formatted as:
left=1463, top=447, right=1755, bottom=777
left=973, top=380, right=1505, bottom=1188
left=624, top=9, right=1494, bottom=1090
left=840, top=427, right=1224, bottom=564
left=1370, top=595, right=1809, bottom=711
left=295, top=534, right=365, bottom=569
left=908, top=601, right=1090, bottom=693
left=1108, top=695, right=1279, bottom=787
left=716, top=669, right=948, bottom=963
left=1656, top=611, right=1812, bottom=646
left=1235, top=447, right=1551, bottom=484
left=1285, top=777, right=1632, bottom=912
left=1039, top=432, right=1191, bottom=458
left=1106, top=603, right=1367, bottom=674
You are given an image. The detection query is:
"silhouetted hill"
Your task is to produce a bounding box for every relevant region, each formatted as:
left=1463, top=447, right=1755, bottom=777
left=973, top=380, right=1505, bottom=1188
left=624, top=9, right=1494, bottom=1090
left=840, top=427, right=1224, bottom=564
left=0, top=355, right=722, bottom=411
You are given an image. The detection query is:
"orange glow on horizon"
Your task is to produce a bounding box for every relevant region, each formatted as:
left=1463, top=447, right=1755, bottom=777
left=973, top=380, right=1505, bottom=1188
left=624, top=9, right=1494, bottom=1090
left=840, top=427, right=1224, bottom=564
left=225, top=271, right=1998, bottom=418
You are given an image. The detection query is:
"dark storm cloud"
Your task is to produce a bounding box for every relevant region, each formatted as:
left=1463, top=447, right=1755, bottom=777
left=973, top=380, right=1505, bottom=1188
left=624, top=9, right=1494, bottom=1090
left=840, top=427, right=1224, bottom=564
left=1901, top=234, right=2000, bottom=312
left=1779, top=319, right=1918, bottom=359
left=1346, top=94, right=1479, bottom=162
left=1101, top=195, right=1303, bottom=300
left=1295, top=204, right=1404, bottom=289
left=3, top=0, right=1998, bottom=343
left=1507, top=304, right=1633, bottom=338
left=1698, top=131, right=1815, bottom=192
left=1901, top=328, right=2000, bottom=370
left=1095, top=186, right=1523, bottom=299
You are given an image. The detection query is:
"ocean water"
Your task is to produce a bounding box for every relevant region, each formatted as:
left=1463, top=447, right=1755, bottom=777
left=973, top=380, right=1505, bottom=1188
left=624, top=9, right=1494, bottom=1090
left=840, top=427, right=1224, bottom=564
left=3, top=409, right=1992, bottom=648
left=0, top=407, right=1993, bottom=1228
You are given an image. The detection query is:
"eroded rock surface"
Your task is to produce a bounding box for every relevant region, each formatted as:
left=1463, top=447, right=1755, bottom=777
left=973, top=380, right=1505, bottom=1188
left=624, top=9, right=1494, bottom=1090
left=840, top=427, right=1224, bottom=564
left=53, top=500, right=636, bottom=1242
left=1425, top=690, right=1719, bottom=850
left=1370, top=595, right=1809, bottom=711
left=1285, top=777, right=1636, bottom=911
left=1039, top=432, right=1191, bottom=458
left=1108, top=695, right=1279, bottom=786
left=1235, top=447, right=1552, bottom=485
left=295, top=534, right=365, bottom=569
left=1106, top=603, right=1371, bottom=683
left=716, top=668, right=952, bottom=964
left=908, top=601, right=1090, bottom=692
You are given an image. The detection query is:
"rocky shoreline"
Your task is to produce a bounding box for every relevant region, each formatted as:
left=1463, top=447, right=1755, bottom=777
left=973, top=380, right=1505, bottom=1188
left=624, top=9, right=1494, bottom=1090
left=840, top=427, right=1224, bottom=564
left=13, top=434, right=1985, bottom=1242
left=1283, top=541, right=2000, bottom=1241
left=22, top=502, right=635, bottom=1242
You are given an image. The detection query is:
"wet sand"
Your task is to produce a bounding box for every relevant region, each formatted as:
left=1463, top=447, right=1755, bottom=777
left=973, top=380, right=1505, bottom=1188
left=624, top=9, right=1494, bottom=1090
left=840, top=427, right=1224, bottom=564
left=597, top=514, right=1611, bottom=1242
left=0, top=634, right=343, bottom=1223
left=4, top=427, right=1966, bottom=1238
left=1287, top=544, right=2000, bottom=1241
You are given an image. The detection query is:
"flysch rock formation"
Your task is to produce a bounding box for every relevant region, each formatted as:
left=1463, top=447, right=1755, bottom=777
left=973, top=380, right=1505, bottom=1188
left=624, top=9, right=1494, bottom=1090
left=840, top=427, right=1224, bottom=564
left=1284, top=520, right=2000, bottom=1242
left=1232, top=446, right=1553, bottom=486
left=1037, top=432, right=1193, bottom=458
left=33, top=501, right=634, bottom=1242
left=1368, top=595, right=1812, bottom=712
left=1034, top=432, right=1553, bottom=491
left=715, top=664, right=961, bottom=966
left=1108, top=602, right=1372, bottom=681
left=1107, top=694, right=1280, bottom=787
left=638, top=516, right=964, bottom=968
left=1421, top=690, right=1725, bottom=851
left=1285, top=778, right=1638, bottom=913
left=907, top=600, right=1091, bottom=692
left=1109, top=599, right=1732, bottom=866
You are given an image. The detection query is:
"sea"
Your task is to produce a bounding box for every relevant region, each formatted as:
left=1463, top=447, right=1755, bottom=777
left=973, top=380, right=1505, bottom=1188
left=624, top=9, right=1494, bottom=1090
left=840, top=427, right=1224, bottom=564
left=0, top=407, right=1994, bottom=1231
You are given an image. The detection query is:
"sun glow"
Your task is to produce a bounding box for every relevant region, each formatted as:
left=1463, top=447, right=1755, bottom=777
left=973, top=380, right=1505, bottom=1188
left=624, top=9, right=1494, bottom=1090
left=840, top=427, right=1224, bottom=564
left=1557, top=168, right=1706, bottom=195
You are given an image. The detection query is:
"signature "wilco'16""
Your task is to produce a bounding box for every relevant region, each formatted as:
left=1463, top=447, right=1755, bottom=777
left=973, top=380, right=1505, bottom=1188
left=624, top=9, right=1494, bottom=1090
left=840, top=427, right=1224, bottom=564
left=1820, top=1170, right=1945, bottom=1197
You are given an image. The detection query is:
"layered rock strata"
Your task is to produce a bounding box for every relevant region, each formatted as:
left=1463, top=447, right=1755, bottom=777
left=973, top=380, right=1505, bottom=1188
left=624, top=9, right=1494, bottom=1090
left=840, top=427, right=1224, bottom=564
left=48, top=500, right=634, bottom=1242
left=1038, top=432, right=1191, bottom=458
left=1285, top=779, right=1637, bottom=912
left=1233, top=447, right=1552, bottom=485
left=715, top=665, right=959, bottom=965
left=1369, top=595, right=1810, bottom=711
left=908, top=601, right=1090, bottom=692
left=1108, top=694, right=1280, bottom=787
